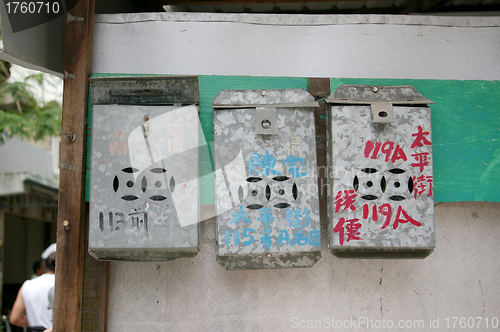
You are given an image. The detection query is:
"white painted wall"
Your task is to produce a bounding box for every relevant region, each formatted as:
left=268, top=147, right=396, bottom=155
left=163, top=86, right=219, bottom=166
left=0, top=138, right=53, bottom=178
left=93, top=13, right=500, bottom=80
left=92, top=14, right=500, bottom=331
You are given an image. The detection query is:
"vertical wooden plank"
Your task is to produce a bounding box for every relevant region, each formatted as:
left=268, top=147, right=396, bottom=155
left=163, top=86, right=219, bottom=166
left=81, top=250, right=109, bottom=332
left=53, top=0, right=96, bottom=331
left=0, top=210, right=4, bottom=314
left=82, top=86, right=108, bottom=332
left=307, top=78, right=330, bottom=226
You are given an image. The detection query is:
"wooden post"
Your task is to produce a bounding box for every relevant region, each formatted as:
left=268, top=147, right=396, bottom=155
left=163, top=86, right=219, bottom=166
left=53, top=0, right=101, bottom=331
left=81, top=250, right=109, bottom=332
left=0, top=210, right=4, bottom=314
left=307, top=78, right=330, bottom=226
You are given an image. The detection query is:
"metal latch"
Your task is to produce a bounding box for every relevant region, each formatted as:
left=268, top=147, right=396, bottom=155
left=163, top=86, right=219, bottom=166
left=255, top=107, right=277, bottom=135
left=371, top=102, right=395, bottom=123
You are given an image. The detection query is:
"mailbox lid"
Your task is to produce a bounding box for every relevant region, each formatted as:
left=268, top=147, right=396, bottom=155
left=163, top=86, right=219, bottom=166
left=213, top=89, right=321, bottom=269
left=327, top=85, right=434, bottom=258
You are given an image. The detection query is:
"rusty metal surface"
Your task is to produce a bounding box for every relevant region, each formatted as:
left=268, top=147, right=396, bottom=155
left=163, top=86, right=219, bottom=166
left=213, top=89, right=321, bottom=269
left=327, top=85, right=434, bottom=257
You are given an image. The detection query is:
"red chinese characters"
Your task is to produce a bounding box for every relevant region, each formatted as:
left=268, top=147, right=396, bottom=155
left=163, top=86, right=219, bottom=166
left=410, top=125, right=433, bottom=193
left=360, top=203, right=421, bottom=229
left=333, top=190, right=362, bottom=245
left=166, top=128, right=183, bottom=152
left=410, top=125, right=432, bottom=148
left=108, top=132, right=127, bottom=156
left=334, top=217, right=362, bottom=245
left=363, top=140, right=407, bottom=163
left=412, top=174, right=433, bottom=199
left=411, top=152, right=431, bottom=172
left=334, top=190, right=357, bottom=213
left=334, top=124, right=432, bottom=246
left=333, top=190, right=423, bottom=245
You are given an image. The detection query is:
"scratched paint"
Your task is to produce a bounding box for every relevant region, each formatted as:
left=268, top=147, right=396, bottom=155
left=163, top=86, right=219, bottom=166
left=327, top=85, right=435, bottom=256
left=213, top=89, right=321, bottom=269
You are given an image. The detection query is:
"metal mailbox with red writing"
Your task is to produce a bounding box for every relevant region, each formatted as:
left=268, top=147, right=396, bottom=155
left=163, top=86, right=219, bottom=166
left=326, top=85, right=435, bottom=258
left=213, top=89, right=321, bottom=269
left=88, top=76, right=200, bottom=261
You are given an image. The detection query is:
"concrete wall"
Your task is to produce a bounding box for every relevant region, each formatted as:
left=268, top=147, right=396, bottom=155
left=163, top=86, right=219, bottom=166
left=92, top=13, right=500, bottom=331
left=107, top=202, right=499, bottom=331
left=0, top=137, right=53, bottom=179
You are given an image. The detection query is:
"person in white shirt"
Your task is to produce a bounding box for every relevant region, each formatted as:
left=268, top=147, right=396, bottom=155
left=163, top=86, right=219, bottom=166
left=10, top=243, right=56, bottom=332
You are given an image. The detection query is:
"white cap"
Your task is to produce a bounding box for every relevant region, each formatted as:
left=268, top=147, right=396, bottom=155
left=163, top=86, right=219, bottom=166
left=41, top=243, right=57, bottom=259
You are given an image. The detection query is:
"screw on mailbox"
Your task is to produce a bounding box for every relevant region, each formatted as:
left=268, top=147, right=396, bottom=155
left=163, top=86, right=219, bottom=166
left=261, top=120, right=271, bottom=129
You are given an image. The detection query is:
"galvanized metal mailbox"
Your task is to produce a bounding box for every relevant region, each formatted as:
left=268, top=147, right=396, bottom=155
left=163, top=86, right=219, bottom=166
left=88, top=76, right=200, bottom=261
left=213, top=89, right=321, bottom=270
left=327, top=85, right=435, bottom=258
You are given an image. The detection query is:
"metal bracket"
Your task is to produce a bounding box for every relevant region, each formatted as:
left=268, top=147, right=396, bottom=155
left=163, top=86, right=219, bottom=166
left=371, top=102, right=395, bottom=123
left=64, top=71, right=75, bottom=79
left=255, top=107, right=277, bottom=135
left=67, top=13, right=84, bottom=23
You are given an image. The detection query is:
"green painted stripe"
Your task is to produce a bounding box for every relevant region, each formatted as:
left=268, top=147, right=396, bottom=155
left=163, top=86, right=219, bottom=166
left=85, top=85, right=92, bottom=202
left=85, top=74, right=500, bottom=204
left=331, top=78, right=500, bottom=203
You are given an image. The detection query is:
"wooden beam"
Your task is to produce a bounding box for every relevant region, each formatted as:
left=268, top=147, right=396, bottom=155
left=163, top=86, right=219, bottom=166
left=0, top=210, right=4, bottom=314
left=307, top=78, right=330, bottom=228
left=420, top=0, right=452, bottom=12
left=161, top=0, right=392, bottom=5
left=53, top=0, right=97, bottom=331
left=81, top=250, right=109, bottom=332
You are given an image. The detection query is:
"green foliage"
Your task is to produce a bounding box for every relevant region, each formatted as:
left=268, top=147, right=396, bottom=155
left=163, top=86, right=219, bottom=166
left=0, top=62, right=62, bottom=144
